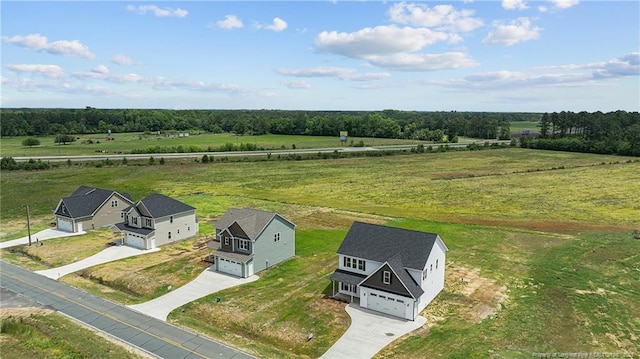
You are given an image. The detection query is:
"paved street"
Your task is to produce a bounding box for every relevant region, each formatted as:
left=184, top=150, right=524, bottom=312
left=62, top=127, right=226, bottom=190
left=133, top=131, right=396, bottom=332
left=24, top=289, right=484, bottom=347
left=0, top=260, right=256, bottom=359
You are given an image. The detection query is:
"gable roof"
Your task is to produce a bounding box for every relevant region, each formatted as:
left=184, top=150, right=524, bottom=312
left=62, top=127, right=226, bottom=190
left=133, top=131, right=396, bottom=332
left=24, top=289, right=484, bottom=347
left=214, top=208, right=295, bottom=240
left=54, top=186, right=133, bottom=218
left=135, top=193, right=195, bottom=218
left=360, top=253, right=424, bottom=299
left=337, top=221, right=440, bottom=270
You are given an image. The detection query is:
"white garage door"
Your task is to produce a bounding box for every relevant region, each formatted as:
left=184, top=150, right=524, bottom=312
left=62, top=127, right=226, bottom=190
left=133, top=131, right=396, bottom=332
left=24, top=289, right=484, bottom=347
left=218, top=258, right=242, bottom=277
left=57, top=218, right=73, bottom=232
left=125, top=234, right=146, bottom=249
left=367, top=293, right=407, bottom=319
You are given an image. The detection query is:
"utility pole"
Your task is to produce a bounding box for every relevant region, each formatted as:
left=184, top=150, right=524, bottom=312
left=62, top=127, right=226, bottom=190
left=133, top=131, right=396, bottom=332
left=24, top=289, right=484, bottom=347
left=24, top=204, right=32, bottom=246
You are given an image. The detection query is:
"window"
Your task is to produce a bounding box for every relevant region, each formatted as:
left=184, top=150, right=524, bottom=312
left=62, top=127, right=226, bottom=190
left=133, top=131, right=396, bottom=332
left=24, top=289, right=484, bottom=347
left=111, top=200, right=118, bottom=207
left=168, top=232, right=172, bottom=239
left=133, top=217, right=138, bottom=225
left=177, top=229, right=180, bottom=234
left=343, top=256, right=365, bottom=271
left=383, top=271, right=391, bottom=285
left=224, top=237, right=229, bottom=245
left=170, top=216, right=173, bottom=223
left=188, top=226, right=191, bottom=231
left=397, top=299, right=404, bottom=304
left=370, top=293, right=377, bottom=297
left=120, top=212, right=124, bottom=219
left=430, top=264, right=433, bottom=272
left=436, top=259, right=439, bottom=269
left=422, top=269, right=428, bottom=281
left=145, top=218, right=152, bottom=228
left=274, top=232, right=280, bottom=242
left=341, top=283, right=355, bottom=293
left=239, top=240, right=249, bottom=251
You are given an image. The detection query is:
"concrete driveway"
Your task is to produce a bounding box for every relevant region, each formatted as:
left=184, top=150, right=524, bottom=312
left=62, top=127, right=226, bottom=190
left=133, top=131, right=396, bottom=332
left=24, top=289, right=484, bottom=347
left=1, top=228, right=86, bottom=249
left=128, top=268, right=259, bottom=321
left=36, top=245, right=159, bottom=280
left=320, top=303, right=427, bottom=359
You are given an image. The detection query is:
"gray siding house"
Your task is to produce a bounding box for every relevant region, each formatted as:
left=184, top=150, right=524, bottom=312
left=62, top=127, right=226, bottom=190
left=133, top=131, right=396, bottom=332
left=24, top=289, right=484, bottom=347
left=210, top=208, right=295, bottom=278
left=330, top=222, right=448, bottom=321
left=115, top=193, right=198, bottom=249
left=54, top=186, right=134, bottom=233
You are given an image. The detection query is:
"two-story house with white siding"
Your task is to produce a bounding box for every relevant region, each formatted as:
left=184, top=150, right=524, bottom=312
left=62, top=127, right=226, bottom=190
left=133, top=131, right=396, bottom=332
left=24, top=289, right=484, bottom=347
left=330, top=221, right=447, bottom=321
left=210, top=208, right=295, bottom=278
left=115, top=193, right=198, bottom=250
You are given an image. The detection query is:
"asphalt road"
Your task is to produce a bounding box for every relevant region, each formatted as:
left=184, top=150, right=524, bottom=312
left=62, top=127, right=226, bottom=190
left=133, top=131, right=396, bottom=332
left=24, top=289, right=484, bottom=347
left=12, top=141, right=508, bottom=162
left=0, top=260, right=255, bottom=359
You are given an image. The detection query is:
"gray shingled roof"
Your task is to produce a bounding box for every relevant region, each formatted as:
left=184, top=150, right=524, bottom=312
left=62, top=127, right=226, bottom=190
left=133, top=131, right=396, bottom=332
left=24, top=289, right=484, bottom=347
left=337, top=222, right=439, bottom=270
left=215, top=208, right=292, bottom=240
left=384, top=253, right=424, bottom=298
left=330, top=269, right=367, bottom=286
left=114, top=223, right=155, bottom=236
left=55, top=186, right=128, bottom=218
left=137, top=193, right=195, bottom=218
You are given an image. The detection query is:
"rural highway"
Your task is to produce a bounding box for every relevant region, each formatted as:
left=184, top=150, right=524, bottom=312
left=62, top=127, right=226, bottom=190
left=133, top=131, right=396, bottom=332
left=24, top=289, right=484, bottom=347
left=12, top=141, right=509, bottom=163
left=0, top=260, right=255, bottom=359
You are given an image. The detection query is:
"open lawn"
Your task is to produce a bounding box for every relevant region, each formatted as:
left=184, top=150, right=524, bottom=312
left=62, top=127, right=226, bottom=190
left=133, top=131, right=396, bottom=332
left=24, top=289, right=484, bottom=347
left=0, top=132, right=428, bottom=157
left=1, top=148, right=639, bottom=358
left=510, top=121, right=540, bottom=135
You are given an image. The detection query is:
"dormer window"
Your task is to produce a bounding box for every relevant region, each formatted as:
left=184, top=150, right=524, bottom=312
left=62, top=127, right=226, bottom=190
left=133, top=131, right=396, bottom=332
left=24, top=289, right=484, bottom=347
left=383, top=271, right=391, bottom=285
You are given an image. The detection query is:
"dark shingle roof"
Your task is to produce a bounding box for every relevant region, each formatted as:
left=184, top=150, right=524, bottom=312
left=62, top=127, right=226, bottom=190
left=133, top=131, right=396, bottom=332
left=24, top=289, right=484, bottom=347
left=330, top=269, right=367, bottom=286
left=114, top=223, right=155, bottom=236
left=137, top=193, right=195, bottom=218
left=337, top=221, right=439, bottom=270
left=386, top=253, right=424, bottom=298
left=55, top=186, right=129, bottom=218
left=214, top=208, right=293, bottom=240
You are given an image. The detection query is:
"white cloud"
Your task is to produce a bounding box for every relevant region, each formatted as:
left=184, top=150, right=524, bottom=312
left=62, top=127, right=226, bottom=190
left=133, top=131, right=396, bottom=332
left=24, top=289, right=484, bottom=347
left=550, top=0, right=579, bottom=9
left=126, top=4, right=188, bottom=18
left=255, top=17, right=288, bottom=32
left=366, top=52, right=478, bottom=71
left=276, top=66, right=390, bottom=81
left=437, top=52, right=638, bottom=91
left=6, top=64, right=65, bottom=78
left=315, top=25, right=450, bottom=58
left=215, top=15, right=243, bottom=29
left=282, top=80, right=311, bottom=89
left=112, top=54, right=137, bottom=65
left=387, top=3, right=483, bottom=32
left=538, top=5, right=549, bottom=12
left=92, top=65, right=109, bottom=75
left=483, top=17, right=541, bottom=46
left=1, top=33, right=95, bottom=59
left=502, top=0, right=529, bottom=10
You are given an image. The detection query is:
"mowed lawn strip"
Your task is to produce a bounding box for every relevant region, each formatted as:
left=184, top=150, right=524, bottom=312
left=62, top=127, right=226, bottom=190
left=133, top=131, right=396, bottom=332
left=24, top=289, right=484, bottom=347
left=0, top=133, right=428, bottom=157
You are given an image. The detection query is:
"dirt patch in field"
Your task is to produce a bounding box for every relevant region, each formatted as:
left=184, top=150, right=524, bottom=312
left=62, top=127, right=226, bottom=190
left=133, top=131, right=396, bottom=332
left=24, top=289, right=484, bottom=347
left=421, top=262, right=508, bottom=327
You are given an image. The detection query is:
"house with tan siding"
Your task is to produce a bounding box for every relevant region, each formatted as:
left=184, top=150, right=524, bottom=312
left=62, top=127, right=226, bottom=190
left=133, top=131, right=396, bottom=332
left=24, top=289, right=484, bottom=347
left=54, top=186, right=134, bottom=233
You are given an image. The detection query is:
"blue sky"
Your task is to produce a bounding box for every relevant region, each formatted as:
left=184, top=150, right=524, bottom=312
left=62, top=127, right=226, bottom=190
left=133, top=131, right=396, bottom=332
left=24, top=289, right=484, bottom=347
left=1, top=1, right=639, bottom=111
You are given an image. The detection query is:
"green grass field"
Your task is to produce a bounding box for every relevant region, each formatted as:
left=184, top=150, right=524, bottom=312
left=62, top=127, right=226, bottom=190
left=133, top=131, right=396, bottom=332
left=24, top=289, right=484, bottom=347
left=1, top=148, right=638, bottom=358
left=0, top=132, right=430, bottom=157
left=510, top=121, right=540, bottom=134
left=0, top=311, right=145, bottom=358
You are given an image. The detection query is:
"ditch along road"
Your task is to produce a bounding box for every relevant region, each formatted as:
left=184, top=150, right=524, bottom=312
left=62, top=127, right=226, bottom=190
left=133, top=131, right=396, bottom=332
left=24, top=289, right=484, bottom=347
left=0, top=260, right=256, bottom=359
left=12, top=140, right=509, bottom=162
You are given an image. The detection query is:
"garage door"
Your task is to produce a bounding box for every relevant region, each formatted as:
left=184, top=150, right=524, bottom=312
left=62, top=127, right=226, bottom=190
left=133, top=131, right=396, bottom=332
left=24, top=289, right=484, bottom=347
left=125, top=234, right=146, bottom=249
left=57, top=218, right=73, bottom=232
left=367, top=293, right=406, bottom=319
left=218, top=258, right=242, bottom=277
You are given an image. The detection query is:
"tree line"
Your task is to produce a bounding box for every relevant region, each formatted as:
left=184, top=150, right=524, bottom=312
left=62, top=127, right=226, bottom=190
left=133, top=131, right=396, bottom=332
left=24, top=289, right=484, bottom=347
left=521, top=110, right=640, bottom=156
left=0, top=108, right=530, bottom=141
